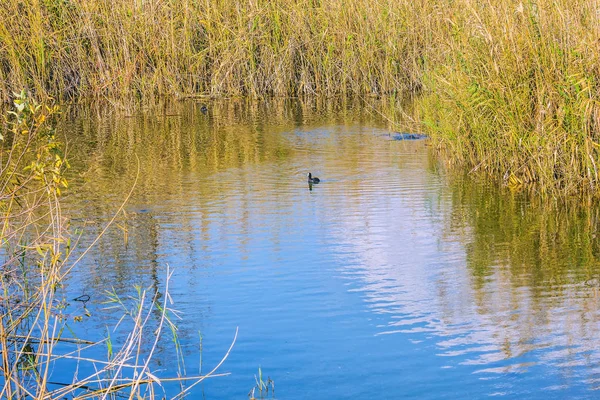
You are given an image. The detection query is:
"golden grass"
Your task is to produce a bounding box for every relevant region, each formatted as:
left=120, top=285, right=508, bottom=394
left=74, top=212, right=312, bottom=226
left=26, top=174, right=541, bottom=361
left=417, top=0, right=600, bottom=196
left=0, top=0, right=431, bottom=102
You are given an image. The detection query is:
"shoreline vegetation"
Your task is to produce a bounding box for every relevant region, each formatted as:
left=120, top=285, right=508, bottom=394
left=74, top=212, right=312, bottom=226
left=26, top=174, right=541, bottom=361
left=2, top=0, right=600, bottom=195
left=0, top=93, right=233, bottom=398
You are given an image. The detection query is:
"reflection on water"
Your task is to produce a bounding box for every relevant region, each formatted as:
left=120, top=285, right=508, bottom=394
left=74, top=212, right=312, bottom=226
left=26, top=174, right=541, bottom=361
left=60, top=99, right=600, bottom=398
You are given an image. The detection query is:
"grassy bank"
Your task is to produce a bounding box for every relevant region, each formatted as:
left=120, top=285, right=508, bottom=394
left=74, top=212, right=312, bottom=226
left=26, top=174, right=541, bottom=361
left=2, top=0, right=600, bottom=194
left=417, top=0, right=600, bottom=196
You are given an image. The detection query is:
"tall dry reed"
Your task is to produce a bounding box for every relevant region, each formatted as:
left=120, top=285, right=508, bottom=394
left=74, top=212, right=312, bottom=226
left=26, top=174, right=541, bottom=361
left=417, top=0, right=600, bottom=196
left=0, top=0, right=432, bottom=102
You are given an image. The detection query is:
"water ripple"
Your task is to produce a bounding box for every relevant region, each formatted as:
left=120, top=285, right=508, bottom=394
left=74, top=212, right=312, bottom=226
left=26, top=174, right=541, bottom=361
left=61, top=109, right=600, bottom=399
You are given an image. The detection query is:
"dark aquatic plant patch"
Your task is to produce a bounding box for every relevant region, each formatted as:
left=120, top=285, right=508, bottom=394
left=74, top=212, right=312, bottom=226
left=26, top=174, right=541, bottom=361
left=379, top=132, right=429, bottom=141
left=391, top=132, right=428, bottom=141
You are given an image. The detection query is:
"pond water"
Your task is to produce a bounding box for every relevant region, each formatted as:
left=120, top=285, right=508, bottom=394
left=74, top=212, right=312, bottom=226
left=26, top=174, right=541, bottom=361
left=59, top=99, right=600, bottom=399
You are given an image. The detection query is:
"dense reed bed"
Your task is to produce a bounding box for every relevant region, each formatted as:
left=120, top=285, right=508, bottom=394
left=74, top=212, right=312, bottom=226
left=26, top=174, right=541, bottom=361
left=2, top=0, right=600, bottom=193
left=0, top=0, right=429, bottom=101
left=418, top=0, right=600, bottom=196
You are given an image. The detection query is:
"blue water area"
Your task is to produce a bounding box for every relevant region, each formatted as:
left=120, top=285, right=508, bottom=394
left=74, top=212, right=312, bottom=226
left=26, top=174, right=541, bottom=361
left=58, top=103, right=600, bottom=399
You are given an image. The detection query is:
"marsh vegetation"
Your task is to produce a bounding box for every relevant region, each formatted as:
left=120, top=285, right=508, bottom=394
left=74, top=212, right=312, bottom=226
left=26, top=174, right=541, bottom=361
left=2, top=0, right=599, bottom=194
left=3, top=0, right=600, bottom=397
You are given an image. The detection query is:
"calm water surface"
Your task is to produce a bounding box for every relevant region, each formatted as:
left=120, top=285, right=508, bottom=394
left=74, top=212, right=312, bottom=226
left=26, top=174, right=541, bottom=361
left=60, top=100, right=600, bottom=399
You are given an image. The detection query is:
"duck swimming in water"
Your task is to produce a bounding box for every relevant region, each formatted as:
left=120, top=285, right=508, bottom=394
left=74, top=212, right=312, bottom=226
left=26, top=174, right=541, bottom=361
left=307, top=172, right=320, bottom=184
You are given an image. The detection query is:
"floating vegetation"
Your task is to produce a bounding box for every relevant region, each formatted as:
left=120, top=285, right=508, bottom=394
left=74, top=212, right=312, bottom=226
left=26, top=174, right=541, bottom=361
left=391, top=132, right=428, bottom=141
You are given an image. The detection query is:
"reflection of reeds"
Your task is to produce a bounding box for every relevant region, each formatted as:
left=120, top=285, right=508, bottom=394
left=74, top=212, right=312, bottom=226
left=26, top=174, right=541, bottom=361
left=445, top=174, right=600, bottom=289
left=67, top=97, right=399, bottom=194
left=1, top=95, right=232, bottom=397
left=436, top=175, right=600, bottom=374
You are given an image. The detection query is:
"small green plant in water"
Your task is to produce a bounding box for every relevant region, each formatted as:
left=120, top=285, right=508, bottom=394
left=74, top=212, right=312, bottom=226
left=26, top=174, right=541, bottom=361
left=248, top=366, right=275, bottom=400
